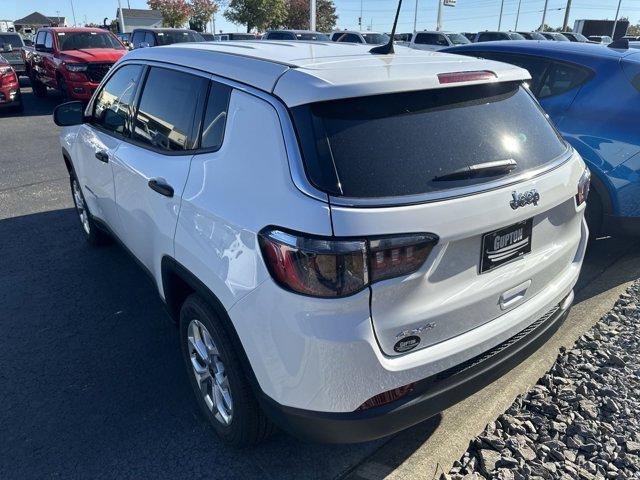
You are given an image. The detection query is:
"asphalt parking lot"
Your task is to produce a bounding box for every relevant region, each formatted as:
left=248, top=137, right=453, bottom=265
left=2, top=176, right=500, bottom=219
left=1, top=81, right=639, bottom=480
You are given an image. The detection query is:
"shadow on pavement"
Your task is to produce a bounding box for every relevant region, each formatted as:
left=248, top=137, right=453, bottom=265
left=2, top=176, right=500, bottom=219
left=0, top=208, right=440, bottom=480
left=3, top=77, right=63, bottom=118
left=1, top=209, right=636, bottom=479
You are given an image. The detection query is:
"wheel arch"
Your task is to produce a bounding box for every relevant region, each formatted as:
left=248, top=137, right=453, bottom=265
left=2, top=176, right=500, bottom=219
left=160, top=256, right=261, bottom=389
left=61, top=147, right=74, bottom=175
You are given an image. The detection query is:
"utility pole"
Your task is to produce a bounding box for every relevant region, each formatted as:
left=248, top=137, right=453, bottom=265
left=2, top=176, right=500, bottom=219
left=436, top=0, right=443, bottom=31
left=612, top=0, right=622, bottom=38
left=498, top=0, right=504, bottom=30
left=310, top=0, right=316, bottom=31
left=514, top=0, right=522, bottom=30
left=539, top=0, right=549, bottom=31
left=413, top=0, right=419, bottom=32
left=117, top=0, right=126, bottom=33
left=359, top=0, right=363, bottom=30
left=69, top=0, right=77, bottom=26
left=562, top=0, right=572, bottom=30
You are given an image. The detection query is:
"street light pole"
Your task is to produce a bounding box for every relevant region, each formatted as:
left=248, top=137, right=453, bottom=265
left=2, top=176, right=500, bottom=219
left=612, top=0, right=622, bottom=38
left=514, top=0, right=522, bottom=30
left=562, top=0, right=572, bottom=31
left=359, top=0, right=363, bottom=30
left=117, top=0, right=126, bottom=33
left=436, top=0, right=443, bottom=31
left=413, top=0, right=419, bottom=32
left=498, top=0, right=504, bottom=30
left=310, top=0, right=317, bottom=30
left=69, top=0, right=77, bottom=26
left=539, top=0, right=549, bottom=31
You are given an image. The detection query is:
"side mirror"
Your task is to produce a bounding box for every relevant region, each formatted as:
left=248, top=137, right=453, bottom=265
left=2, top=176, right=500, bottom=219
left=24, top=39, right=33, bottom=47
left=138, top=42, right=150, bottom=49
left=35, top=43, right=47, bottom=52
left=102, top=109, right=126, bottom=132
left=53, top=101, right=85, bottom=127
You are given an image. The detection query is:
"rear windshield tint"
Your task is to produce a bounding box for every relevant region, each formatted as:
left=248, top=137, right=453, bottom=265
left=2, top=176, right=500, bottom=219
left=291, top=82, right=567, bottom=198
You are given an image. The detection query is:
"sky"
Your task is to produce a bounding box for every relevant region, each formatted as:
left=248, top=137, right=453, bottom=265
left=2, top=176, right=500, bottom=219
left=2, top=0, right=639, bottom=35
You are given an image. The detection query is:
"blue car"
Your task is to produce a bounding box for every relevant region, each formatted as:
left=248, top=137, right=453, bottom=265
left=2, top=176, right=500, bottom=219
left=443, top=41, right=640, bottom=237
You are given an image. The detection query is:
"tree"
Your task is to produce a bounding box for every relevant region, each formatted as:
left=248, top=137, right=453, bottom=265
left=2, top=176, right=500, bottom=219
left=148, top=0, right=193, bottom=28
left=190, top=0, right=218, bottom=32
left=224, top=0, right=287, bottom=32
left=284, top=0, right=337, bottom=32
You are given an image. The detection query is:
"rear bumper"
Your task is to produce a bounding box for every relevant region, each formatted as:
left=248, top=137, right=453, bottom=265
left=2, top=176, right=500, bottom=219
left=604, top=214, right=640, bottom=237
left=0, top=86, right=21, bottom=106
left=261, top=291, right=573, bottom=443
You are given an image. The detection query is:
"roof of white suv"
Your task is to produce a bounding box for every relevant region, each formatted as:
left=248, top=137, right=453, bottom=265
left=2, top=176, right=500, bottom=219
left=124, top=40, right=530, bottom=106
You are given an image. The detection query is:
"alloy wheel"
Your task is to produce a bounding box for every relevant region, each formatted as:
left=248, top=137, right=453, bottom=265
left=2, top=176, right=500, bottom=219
left=72, top=179, right=90, bottom=235
left=187, top=319, right=233, bottom=425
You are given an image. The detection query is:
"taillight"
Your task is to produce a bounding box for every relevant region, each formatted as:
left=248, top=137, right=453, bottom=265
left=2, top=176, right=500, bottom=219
left=576, top=168, right=591, bottom=206
left=258, top=228, right=438, bottom=298
left=437, top=70, right=497, bottom=84
left=0, top=66, right=17, bottom=86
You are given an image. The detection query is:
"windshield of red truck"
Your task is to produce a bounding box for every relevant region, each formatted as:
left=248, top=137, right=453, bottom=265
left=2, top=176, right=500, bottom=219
left=56, top=32, right=124, bottom=51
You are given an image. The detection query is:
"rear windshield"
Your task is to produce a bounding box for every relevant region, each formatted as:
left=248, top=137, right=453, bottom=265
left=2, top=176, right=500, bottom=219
left=447, top=33, right=471, bottom=45
left=156, top=31, right=203, bottom=45
left=362, top=33, right=390, bottom=44
left=297, top=33, right=330, bottom=41
left=56, top=32, right=124, bottom=51
left=0, top=34, right=23, bottom=48
left=292, top=82, right=567, bottom=198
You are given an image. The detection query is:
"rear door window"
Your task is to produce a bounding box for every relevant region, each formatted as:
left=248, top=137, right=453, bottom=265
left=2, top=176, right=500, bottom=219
left=132, top=67, right=208, bottom=151
left=292, top=82, right=567, bottom=198
left=144, top=32, right=156, bottom=46
left=201, top=82, right=232, bottom=150
left=468, top=52, right=552, bottom=95
left=538, top=62, right=592, bottom=98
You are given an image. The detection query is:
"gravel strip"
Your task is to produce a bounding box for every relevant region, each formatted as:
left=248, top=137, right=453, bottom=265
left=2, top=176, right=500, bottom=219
left=444, top=281, right=640, bottom=480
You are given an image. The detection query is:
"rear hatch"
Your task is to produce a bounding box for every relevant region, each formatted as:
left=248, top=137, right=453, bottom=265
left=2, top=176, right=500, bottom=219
left=291, top=80, right=584, bottom=356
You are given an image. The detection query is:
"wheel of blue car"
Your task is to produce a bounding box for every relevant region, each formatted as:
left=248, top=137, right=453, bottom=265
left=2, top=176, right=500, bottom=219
left=179, top=294, right=274, bottom=447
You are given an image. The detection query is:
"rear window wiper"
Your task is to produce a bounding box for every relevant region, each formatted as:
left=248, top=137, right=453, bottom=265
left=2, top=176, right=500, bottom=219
left=432, top=159, right=518, bottom=182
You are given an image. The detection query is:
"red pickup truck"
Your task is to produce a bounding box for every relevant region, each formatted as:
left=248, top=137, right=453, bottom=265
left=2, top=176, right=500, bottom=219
left=23, top=27, right=126, bottom=101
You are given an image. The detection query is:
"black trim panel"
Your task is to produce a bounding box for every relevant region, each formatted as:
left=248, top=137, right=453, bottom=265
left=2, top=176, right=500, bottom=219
left=603, top=214, right=640, bottom=237
left=259, top=294, right=572, bottom=444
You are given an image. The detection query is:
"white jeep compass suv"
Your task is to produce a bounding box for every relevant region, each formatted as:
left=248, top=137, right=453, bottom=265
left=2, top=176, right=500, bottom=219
left=54, top=41, right=589, bottom=446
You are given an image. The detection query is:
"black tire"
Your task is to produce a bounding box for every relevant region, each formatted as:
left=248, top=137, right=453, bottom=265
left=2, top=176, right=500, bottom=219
left=179, top=294, right=274, bottom=447
left=30, top=74, right=47, bottom=98
left=585, top=188, right=604, bottom=240
left=69, top=173, right=110, bottom=245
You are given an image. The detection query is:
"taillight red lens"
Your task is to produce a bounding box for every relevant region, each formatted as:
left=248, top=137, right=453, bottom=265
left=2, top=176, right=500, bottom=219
left=259, top=228, right=438, bottom=298
left=576, top=168, right=591, bottom=206
left=437, top=70, right=497, bottom=84
left=357, top=383, right=415, bottom=411
left=0, top=66, right=17, bottom=86
left=369, top=234, right=437, bottom=283
left=258, top=229, right=368, bottom=298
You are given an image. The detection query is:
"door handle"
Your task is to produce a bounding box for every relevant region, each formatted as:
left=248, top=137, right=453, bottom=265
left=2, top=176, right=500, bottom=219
left=95, top=151, right=109, bottom=163
left=148, top=178, right=174, bottom=198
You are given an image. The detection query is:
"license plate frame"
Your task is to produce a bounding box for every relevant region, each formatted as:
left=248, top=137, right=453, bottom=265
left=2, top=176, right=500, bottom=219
left=480, top=218, right=533, bottom=274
